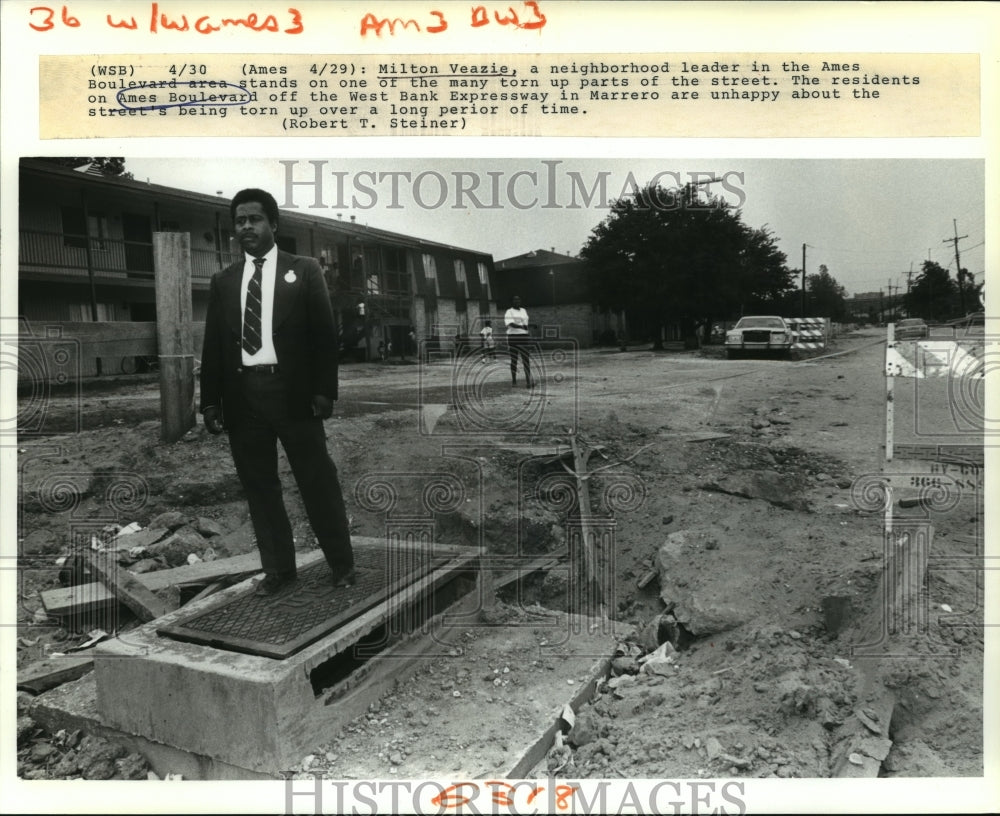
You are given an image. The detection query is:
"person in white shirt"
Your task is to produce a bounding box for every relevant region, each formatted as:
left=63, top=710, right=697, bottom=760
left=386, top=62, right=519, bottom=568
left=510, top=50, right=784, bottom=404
left=479, top=319, right=496, bottom=363
left=504, top=296, right=533, bottom=388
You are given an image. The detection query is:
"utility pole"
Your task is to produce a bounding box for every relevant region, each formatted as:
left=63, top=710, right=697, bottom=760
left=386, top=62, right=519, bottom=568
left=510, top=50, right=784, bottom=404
left=943, top=219, right=968, bottom=314
left=801, top=243, right=807, bottom=317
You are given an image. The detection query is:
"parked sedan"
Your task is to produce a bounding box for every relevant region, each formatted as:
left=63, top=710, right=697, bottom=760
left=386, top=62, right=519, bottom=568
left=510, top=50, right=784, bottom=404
left=725, top=316, right=793, bottom=358
left=895, top=318, right=929, bottom=340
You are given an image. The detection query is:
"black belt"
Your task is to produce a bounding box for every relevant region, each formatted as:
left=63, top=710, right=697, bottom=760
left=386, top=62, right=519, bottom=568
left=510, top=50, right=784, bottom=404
left=240, top=364, right=280, bottom=374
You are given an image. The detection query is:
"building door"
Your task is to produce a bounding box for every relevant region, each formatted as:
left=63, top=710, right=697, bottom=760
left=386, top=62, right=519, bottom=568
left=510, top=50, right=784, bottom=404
left=122, top=213, right=153, bottom=273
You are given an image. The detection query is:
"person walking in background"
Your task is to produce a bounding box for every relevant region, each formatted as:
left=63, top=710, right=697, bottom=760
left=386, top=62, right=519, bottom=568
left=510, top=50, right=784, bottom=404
left=200, top=188, right=356, bottom=596
left=479, top=319, right=496, bottom=363
left=504, top=295, right=533, bottom=388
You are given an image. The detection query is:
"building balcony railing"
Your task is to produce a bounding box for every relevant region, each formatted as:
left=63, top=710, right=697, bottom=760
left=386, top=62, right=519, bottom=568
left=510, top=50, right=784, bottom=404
left=18, top=229, right=239, bottom=282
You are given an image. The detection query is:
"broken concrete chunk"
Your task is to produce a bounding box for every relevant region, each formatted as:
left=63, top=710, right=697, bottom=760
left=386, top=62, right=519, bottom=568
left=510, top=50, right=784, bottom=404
left=195, top=517, right=225, bottom=537
left=672, top=594, right=743, bottom=637
left=112, top=527, right=169, bottom=552
left=858, top=737, right=893, bottom=762
left=855, top=709, right=883, bottom=735
left=611, top=656, right=639, bottom=676
left=147, top=511, right=189, bottom=531
left=148, top=525, right=209, bottom=567
left=568, top=711, right=599, bottom=748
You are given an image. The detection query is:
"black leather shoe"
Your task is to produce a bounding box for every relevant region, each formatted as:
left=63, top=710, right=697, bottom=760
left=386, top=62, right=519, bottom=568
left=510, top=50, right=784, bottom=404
left=332, top=569, right=357, bottom=589
left=255, top=573, right=296, bottom=596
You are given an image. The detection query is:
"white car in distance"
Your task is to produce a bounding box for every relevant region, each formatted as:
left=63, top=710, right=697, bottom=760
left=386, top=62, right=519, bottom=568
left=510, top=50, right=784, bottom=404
left=725, top=316, right=794, bottom=359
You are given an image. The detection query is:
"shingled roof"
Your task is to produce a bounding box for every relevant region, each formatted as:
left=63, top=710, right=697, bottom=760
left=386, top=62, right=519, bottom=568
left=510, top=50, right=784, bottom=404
left=492, top=249, right=590, bottom=306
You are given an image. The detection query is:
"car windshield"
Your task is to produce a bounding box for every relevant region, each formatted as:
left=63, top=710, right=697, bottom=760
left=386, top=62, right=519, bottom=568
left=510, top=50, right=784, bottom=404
left=734, top=317, right=785, bottom=329
left=898, top=319, right=924, bottom=327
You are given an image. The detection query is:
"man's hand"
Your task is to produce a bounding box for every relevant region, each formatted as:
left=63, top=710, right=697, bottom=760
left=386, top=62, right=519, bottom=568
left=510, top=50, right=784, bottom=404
left=203, top=406, right=224, bottom=435
left=312, top=394, right=334, bottom=419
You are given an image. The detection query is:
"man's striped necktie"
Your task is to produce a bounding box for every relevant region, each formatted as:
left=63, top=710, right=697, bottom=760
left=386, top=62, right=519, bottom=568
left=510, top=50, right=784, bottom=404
left=242, top=257, right=264, bottom=355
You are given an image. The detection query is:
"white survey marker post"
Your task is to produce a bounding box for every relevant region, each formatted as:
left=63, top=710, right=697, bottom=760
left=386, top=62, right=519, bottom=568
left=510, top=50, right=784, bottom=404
left=152, top=231, right=196, bottom=442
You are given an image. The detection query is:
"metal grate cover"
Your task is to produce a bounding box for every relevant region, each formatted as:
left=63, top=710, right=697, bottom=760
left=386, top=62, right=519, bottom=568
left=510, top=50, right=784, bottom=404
left=157, top=548, right=452, bottom=659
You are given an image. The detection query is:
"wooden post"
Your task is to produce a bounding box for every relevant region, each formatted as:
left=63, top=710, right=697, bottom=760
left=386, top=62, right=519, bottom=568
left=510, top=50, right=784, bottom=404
left=153, top=232, right=196, bottom=442
left=569, top=435, right=605, bottom=619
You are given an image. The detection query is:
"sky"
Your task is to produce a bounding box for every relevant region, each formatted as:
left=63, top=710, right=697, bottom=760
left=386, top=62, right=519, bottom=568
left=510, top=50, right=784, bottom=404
left=125, top=157, right=986, bottom=299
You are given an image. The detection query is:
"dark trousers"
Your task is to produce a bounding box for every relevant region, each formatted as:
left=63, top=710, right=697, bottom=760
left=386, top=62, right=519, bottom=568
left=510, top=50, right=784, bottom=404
left=507, top=333, right=532, bottom=383
left=227, top=371, right=354, bottom=579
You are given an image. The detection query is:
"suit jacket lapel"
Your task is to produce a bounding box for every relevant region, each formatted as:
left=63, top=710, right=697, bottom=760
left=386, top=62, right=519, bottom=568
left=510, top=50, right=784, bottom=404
left=272, top=251, right=299, bottom=330
left=219, top=261, right=244, bottom=335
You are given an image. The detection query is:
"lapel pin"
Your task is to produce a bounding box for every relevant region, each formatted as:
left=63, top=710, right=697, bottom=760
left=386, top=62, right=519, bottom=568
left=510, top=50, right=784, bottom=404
left=284, top=270, right=296, bottom=283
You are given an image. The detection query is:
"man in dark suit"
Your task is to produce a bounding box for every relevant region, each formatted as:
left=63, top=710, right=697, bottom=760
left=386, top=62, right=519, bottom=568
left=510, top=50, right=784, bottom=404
left=200, top=188, right=355, bottom=595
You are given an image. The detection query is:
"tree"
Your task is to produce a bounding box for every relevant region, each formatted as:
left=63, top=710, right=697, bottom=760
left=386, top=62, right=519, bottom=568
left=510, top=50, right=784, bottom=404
left=33, top=157, right=131, bottom=178
left=806, top=264, right=848, bottom=320
left=957, top=267, right=984, bottom=314
left=581, top=183, right=794, bottom=347
left=905, top=260, right=957, bottom=321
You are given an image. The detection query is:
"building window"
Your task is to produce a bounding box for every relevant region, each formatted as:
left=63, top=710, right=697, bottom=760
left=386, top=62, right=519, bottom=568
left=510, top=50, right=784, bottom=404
left=69, top=302, right=115, bottom=321
left=477, top=262, right=490, bottom=300
left=88, top=214, right=110, bottom=251
left=63, top=207, right=111, bottom=251
left=382, top=246, right=410, bottom=294
left=453, top=259, right=467, bottom=297
left=422, top=253, right=438, bottom=295
left=61, top=206, right=87, bottom=249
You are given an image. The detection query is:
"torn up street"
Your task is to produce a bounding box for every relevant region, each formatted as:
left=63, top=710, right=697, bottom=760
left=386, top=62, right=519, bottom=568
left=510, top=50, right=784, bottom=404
left=16, top=329, right=984, bottom=782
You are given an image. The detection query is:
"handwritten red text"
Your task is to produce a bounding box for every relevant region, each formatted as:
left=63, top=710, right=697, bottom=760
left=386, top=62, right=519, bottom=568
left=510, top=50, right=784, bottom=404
left=361, top=1, right=546, bottom=36
left=29, top=4, right=305, bottom=33
left=429, top=781, right=578, bottom=811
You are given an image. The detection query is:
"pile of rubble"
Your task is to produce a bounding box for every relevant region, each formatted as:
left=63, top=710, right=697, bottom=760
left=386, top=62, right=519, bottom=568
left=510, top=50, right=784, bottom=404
left=16, top=691, right=152, bottom=780
left=59, top=511, right=230, bottom=580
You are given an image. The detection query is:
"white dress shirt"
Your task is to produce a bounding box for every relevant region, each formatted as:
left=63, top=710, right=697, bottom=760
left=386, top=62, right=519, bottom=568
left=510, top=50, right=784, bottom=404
left=504, top=306, right=529, bottom=335
left=240, top=245, right=279, bottom=365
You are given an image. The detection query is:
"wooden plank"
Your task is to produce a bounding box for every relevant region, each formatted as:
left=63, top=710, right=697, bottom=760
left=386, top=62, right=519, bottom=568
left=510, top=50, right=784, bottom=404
left=17, top=656, right=95, bottom=694
left=18, top=321, right=205, bottom=373
left=139, top=538, right=474, bottom=592
left=40, top=582, right=115, bottom=617
left=20, top=321, right=159, bottom=343
left=85, top=551, right=176, bottom=622
left=186, top=580, right=227, bottom=605
left=507, top=653, right=615, bottom=778
left=140, top=551, right=269, bottom=591
left=493, top=555, right=565, bottom=590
